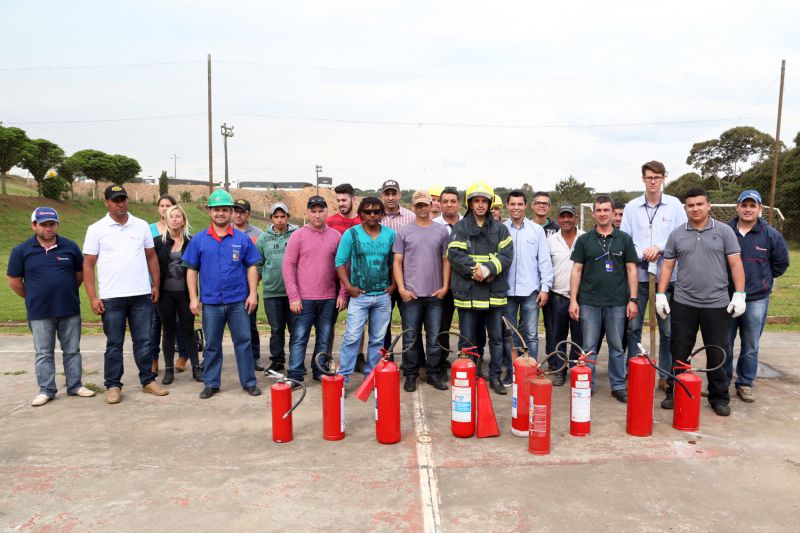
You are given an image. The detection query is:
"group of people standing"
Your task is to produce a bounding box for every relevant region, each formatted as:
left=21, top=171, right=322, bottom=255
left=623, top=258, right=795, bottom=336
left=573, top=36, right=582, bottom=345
left=8, top=161, right=789, bottom=417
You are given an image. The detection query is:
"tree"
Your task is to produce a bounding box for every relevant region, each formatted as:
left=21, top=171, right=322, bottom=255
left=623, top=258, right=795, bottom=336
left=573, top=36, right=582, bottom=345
left=19, top=139, right=65, bottom=197
left=70, top=149, right=115, bottom=197
left=553, top=175, right=594, bottom=207
left=110, top=154, right=141, bottom=185
left=158, top=170, right=169, bottom=195
left=40, top=174, right=71, bottom=200
left=56, top=156, right=81, bottom=199
left=0, top=126, right=31, bottom=195
left=686, top=126, right=779, bottom=189
left=664, top=172, right=711, bottom=200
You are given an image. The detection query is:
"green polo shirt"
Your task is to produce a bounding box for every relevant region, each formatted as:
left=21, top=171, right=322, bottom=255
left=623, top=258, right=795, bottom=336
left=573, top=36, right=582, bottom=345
left=571, top=227, right=637, bottom=307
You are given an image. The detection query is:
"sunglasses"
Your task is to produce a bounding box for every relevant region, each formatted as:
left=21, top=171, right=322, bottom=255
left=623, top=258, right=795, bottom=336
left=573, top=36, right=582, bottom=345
left=361, top=209, right=383, bottom=215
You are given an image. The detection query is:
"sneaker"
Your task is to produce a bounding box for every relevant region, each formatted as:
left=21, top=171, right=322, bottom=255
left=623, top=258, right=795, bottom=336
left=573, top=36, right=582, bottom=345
left=501, top=371, right=513, bottom=387
left=143, top=381, right=169, bottom=396
left=711, top=403, right=731, bottom=416
left=74, top=386, right=96, bottom=398
left=290, top=380, right=304, bottom=391
left=611, top=389, right=628, bottom=403
left=254, top=361, right=265, bottom=372
left=660, top=396, right=674, bottom=409
left=551, top=374, right=566, bottom=387
left=490, top=379, right=507, bottom=395
left=404, top=377, right=417, bottom=392
left=736, top=386, right=754, bottom=403
left=105, top=386, right=122, bottom=404
left=266, top=361, right=285, bottom=373
left=31, top=393, right=50, bottom=407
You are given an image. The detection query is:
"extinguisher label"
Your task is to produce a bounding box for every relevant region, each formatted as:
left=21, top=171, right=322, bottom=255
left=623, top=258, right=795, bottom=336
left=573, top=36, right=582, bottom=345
left=374, top=388, right=378, bottom=421
left=456, top=371, right=468, bottom=379
left=341, top=387, right=346, bottom=433
left=571, top=387, right=591, bottom=422
left=452, top=386, right=472, bottom=422
left=530, top=396, right=548, bottom=434
left=512, top=383, right=518, bottom=417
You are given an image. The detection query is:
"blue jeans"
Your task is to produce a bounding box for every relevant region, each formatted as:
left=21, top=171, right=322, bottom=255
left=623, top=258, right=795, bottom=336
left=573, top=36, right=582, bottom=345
left=547, top=293, right=583, bottom=374
left=288, top=299, right=337, bottom=382
left=627, top=281, right=671, bottom=374
left=202, top=302, right=257, bottom=388
left=580, top=304, right=627, bottom=392
left=459, top=307, right=504, bottom=380
left=400, top=297, right=443, bottom=378
left=502, top=294, right=540, bottom=374
left=727, top=297, right=769, bottom=387
left=264, top=296, right=294, bottom=364
left=29, top=314, right=83, bottom=397
left=339, top=293, right=392, bottom=381
left=101, top=294, right=156, bottom=388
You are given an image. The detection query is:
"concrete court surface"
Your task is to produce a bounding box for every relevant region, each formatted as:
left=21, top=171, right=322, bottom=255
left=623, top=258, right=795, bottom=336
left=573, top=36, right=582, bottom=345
left=0, top=331, right=798, bottom=533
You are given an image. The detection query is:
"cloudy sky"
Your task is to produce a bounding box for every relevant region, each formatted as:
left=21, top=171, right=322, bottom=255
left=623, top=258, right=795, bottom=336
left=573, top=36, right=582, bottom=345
left=2, top=0, right=798, bottom=193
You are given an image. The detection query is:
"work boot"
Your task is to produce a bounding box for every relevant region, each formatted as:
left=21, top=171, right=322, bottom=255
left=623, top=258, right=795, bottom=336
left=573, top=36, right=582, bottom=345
left=175, top=357, right=188, bottom=372
left=199, top=387, right=219, bottom=399
left=660, top=395, right=674, bottom=409
left=490, top=379, right=507, bottom=395
left=253, top=360, right=265, bottom=372
left=355, top=353, right=367, bottom=374
left=243, top=385, right=262, bottom=396
left=162, top=368, right=174, bottom=385
left=611, top=389, right=628, bottom=403
left=551, top=373, right=566, bottom=387
left=143, top=381, right=169, bottom=396
left=736, top=385, right=755, bottom=403
left=429, top=376, right=448, bottom=391
left=192, top=366, right=204, bottom=382
left=711, top=403, right=731, bottom=416
left=105, top=386, right=122, bottom=404
left=404, top=376, right=417, bottom=392
left=658, top=378, right=667, bottom=391
left=266, top=361, right=285, bottom=373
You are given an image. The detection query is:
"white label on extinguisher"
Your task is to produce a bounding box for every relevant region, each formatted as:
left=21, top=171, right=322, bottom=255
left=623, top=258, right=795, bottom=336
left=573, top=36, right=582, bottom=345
left=452, top=386, right=472, bottom=422
left=571, top=386, right=591, bottom=422
left=456, top=371, right=467, bottom=379
left=340, top=386, right=346, bottom=433
left=529, top=396, right=547, bottom=434
left=374, top=388, right=378, bottom=421
left=512, top=383, right=518, bottom=417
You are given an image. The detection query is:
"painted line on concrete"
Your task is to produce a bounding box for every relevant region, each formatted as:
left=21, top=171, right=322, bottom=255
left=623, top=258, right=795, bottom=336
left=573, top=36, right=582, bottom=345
left=412, top=390, right=442, bottom=533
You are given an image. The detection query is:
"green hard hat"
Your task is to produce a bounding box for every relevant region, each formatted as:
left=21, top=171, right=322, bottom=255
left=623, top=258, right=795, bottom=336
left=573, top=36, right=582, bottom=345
left=208, top=189, right=234, bottom=207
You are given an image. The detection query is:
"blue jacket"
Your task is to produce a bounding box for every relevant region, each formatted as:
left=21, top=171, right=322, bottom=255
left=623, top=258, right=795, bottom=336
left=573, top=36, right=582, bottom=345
left=728, top=217, right=789, bottom=301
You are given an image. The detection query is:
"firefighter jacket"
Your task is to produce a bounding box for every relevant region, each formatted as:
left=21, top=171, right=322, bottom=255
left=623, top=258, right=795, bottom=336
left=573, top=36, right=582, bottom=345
left=447, top=211, right=514, bottom=309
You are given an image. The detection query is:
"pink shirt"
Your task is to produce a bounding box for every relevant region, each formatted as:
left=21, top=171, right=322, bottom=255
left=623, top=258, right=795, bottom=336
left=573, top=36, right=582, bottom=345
left=282, top=224, right=347, bottom=302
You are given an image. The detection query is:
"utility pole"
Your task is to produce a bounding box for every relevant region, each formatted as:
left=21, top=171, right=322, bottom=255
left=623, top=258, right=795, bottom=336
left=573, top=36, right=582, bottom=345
left=207, top=54, right=214, bottom=194
left=171, top=154, right=180, bottom=181
left=315, top=164, right=322, bottom=196
left=221, top=123, right=234, bottom=192
left=768, top=59, right=786, bottom=226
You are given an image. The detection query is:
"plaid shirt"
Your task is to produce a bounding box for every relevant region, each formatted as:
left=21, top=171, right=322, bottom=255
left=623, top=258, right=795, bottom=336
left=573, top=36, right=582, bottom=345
left=381, top=206, right=416, bottom=232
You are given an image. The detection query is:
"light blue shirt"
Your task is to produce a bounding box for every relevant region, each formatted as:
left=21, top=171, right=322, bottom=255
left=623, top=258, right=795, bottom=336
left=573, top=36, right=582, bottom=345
left=503, top=218, right=553, bottom=297
left=620, top=193, right=687, bottom=282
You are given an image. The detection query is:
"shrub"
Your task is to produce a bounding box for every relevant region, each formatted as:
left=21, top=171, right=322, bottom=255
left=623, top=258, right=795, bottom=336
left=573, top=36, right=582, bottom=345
left=41, top=175, right=71, bottom=200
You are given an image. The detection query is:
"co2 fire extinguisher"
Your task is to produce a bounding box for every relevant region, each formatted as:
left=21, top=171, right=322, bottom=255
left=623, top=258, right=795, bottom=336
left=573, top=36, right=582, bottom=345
left=439, top=331, right=479, bottom=438
left=554, top=340, right=595, bottom=437
left=672, top=345, right=726, bottom=432
left=267, top=371, right=306, bottom=443
left=502, top=317, right=540, bottom=438
left=312, top=351, right=345, bottom=441
left=355, top=330, right=414, bottom=445
left=527, top=349, right=569, bottom=455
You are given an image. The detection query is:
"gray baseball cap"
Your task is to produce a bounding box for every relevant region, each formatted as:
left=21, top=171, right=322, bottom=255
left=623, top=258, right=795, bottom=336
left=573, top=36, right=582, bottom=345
left=270, top=202, right=290, bottom=216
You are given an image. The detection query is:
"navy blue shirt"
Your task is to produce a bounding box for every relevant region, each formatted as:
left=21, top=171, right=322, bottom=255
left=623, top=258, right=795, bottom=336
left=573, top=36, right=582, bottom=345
left=7, top=235, right=83, bottom=320
left=182, top=225, right=262, bottom=304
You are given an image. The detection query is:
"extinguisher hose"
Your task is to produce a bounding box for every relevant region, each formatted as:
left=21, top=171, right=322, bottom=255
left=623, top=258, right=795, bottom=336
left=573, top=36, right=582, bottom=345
left=537, top=350, right=570, bottom=375
left=282, top=377, right=306, bottom=419
left=437, top=330, right=481, bottom=358
left=502, top=316, right=530, bottom=358
left=683, top=344, right=728, bottom=373
left=312, top=352, right=337, bottom=377
left=640, top=352, right=694, bottom=400
left=554, top=339, right=589, bottom=360
left=382, top=328, right=417, bottom=359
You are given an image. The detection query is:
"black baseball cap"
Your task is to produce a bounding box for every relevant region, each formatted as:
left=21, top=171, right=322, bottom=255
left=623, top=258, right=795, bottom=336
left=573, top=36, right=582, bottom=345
left=380, top=179, right=400, bottom=193
left=557, top=204, right=577, bottom=216
left=233, top=199, right=251, bottom=212
left=307, top=195, right=327, bottom=209
left=104, top=185, right=128, bottom=200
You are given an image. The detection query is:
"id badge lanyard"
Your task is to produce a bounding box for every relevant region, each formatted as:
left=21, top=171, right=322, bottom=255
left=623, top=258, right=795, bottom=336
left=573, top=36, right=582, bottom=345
left=594, top=235, right=614, bottom=272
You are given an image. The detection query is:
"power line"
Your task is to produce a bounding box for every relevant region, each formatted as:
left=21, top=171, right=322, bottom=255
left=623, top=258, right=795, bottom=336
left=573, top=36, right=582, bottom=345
left=6, top=113, right=205, bottom=125
left=0, top=60, right=203, bottom=72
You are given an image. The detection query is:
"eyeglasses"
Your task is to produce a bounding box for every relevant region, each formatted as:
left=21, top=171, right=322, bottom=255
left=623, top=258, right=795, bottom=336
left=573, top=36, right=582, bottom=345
left=361, top=209, right=382, bottom=215
left=644, top=177, right=663, bottom=182
left=533, top=201, right=550, bottom=207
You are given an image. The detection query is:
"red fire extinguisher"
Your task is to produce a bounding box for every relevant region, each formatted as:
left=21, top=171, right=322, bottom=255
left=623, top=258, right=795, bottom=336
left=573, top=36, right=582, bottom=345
left=556, top=340, right=595, bottom=438
left=267, top=371, right=306, bottom=443
left=502, top=317, right=540, bottom=438
left=627, top=342, right=657, bottom=437
left=355, top=330, right=412, bottom=445
left=672, top=345, right=726, bottom=432
left=527, top=349, right=568, bottom=455
left=313, top=351, right=345, bottom=441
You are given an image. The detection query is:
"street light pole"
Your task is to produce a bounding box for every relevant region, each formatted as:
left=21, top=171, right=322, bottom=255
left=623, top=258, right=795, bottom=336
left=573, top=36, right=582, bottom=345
left=171, top=154, right=180, bottom=181
left=221, top=123, right=234, bottom=191
left=315, top=164, right=322, bottom=196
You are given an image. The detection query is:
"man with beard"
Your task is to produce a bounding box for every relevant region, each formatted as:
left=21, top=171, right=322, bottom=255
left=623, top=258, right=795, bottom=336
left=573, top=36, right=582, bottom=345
left=327, top=183, right=362, bottom=234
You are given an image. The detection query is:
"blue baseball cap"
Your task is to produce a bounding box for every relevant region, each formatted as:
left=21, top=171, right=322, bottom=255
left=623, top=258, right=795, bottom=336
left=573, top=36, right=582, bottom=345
left=31, top=207, right=60, bottom=223
left=737, top=190, right=762, bottom=205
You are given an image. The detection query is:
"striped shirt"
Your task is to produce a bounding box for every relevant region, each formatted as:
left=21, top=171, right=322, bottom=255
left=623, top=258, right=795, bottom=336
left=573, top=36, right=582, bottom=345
left=381, top=206, right=416, bottom=232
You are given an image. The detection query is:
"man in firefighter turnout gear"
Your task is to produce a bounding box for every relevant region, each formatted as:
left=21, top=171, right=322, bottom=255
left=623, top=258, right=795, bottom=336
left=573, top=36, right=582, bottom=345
left=447, top=181, right=514, bottom=395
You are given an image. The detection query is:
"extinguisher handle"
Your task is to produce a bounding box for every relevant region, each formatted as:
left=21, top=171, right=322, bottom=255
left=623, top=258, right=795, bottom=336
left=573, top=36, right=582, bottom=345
left=538, top=350, right=569, bottom=375
left=282, top=377, right=306, bottom=419
left=312, top=352, right=337, bottom=376
left=684, top=344, right=728, bottom=373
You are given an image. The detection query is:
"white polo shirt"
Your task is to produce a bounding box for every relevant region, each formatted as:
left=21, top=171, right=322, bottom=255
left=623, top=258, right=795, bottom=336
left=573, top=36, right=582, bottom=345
left=547, top=228, right=584, bottom=297
left=83, top=212, right=154, bottom=299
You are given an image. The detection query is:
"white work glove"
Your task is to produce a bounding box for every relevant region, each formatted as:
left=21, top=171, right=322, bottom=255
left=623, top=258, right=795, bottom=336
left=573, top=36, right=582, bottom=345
left=479, top=264, right=491, bottom=280
left=655, top=293, right=670, bottom=319
left=727, top=292, right=747, bottom=318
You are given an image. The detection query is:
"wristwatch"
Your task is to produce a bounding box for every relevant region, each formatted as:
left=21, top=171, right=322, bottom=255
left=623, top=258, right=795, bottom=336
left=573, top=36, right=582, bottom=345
left=629, top=297, right=638, bottom=303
